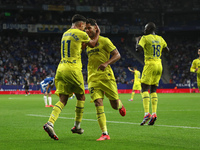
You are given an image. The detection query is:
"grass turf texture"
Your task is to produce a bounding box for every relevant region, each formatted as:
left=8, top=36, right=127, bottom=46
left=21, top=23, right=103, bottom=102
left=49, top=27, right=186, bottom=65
left=0, top=93, right=200, bottom=150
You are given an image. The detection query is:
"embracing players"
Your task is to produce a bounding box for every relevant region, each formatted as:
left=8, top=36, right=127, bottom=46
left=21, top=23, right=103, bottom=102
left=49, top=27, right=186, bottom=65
left=43, top=14, right=100, bottom=140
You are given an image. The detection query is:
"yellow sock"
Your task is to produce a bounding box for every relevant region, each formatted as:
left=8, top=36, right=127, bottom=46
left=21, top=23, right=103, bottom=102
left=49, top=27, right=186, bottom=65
left=75, top=100, right=85, bottom=124
left=151, top=92, right=158, bottom=114
left=48, top=101, right=64, bottom=125
left=118, top=100, right=122, bottom=109
left=131, top=92, right=135, bottom=100
left=96, top=106, right=107, bottom=133
left=142, top=91, right=150, bottom=113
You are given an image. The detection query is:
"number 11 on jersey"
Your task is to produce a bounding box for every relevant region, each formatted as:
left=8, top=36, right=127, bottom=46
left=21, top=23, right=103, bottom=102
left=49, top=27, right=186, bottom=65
left=62, top=40, right=71, bottom=58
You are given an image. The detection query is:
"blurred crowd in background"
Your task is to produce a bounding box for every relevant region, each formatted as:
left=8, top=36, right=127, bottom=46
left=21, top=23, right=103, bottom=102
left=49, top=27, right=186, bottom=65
left=0, top=0, right=200, bottom=86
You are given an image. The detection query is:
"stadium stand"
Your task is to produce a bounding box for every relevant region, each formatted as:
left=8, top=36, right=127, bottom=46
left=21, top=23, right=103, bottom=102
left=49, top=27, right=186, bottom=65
left=0, top=0, right=200, bottom=88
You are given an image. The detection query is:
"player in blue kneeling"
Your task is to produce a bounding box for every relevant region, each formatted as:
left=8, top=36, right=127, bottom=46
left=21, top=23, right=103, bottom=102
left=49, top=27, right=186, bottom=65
left=40, top=77, right=55, bottom=107
left=40, top=77, right=75, bottom=107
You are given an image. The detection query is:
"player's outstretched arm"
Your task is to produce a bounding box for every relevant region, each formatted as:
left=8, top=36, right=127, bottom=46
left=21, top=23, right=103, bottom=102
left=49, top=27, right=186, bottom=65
left=128, top=67, right=134, bottom=72
left=87, top=23, right=100, bottom=48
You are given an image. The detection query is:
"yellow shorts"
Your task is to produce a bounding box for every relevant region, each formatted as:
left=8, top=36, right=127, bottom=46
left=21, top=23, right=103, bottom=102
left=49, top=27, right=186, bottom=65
left=141, top=61, right=162, bottom=86
left=133, top=83, right=141, bottom=90
left=88, top=80, right=119, bottom=102
left=54, top=68, right=85, bottom=97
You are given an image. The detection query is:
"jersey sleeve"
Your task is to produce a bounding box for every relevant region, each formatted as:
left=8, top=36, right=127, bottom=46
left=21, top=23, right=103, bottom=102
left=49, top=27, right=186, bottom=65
left=190, top=60, right=196, bottom=73
left=81, top=32, right=91, bottom=43
left=138, top=36, right=146, bottom=48
left=104, top=38, right=116, bottom=53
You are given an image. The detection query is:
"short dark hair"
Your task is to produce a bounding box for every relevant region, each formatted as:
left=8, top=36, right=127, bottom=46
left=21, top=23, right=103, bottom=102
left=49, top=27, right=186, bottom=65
left=147, top=22, right=156, bottom=32
left=133, top=66, right=137, bottom=69
left=71, top=14, right=87, bottom=23
left=86, top=18, right=97, bottom=26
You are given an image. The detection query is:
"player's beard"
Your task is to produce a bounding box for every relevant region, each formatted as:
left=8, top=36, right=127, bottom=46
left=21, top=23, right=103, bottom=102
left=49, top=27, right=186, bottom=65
left=90, top=31, right=96, bottom=39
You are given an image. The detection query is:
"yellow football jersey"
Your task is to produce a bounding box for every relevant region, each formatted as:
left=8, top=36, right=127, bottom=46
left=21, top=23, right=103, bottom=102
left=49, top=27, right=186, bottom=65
left=86, top=36, right=116, bottom=82
left=134, top=70, right=141, bottom=84
left=190, top=58, right=200, bottom=80
left=190, top=58, right=200, bottom=73
left=139, top=34, right=167, bottom=62
left=59, top=28, right=90, bottom=70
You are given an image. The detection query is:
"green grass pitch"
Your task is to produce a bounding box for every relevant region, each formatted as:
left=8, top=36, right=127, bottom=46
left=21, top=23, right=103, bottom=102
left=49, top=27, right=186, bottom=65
left=0, top=93, right=200, bottom=150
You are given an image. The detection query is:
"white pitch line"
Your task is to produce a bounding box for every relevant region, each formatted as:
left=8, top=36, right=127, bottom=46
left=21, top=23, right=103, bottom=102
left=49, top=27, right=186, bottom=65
left=27, top=114, right=200, bottom=130
left=159, top=110, right=200, bottom=112
left=62, top=109, right=200, bottom=115
left=8, top=97, right=22, bottom=99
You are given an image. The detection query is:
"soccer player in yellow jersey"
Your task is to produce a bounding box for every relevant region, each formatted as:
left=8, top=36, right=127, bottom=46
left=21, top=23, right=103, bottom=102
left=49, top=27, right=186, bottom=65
left=190, top=48, right=200, bottom=91
left=85, top=18, right=126, bottom=141
left=128, top=67, right=142, bottom=101
left=136, top=22, right=169, bottom=126
left=43, top=14, right=100, bottom=140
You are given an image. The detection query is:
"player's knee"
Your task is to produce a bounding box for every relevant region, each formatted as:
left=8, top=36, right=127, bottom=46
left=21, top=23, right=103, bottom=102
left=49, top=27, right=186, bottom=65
left=75, top=94, right=85, bottom=101
left=94, top=99, right=103, bottom=107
